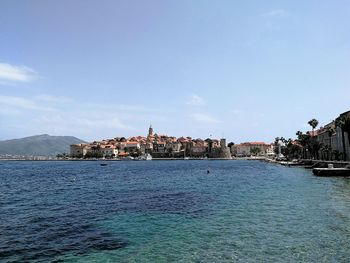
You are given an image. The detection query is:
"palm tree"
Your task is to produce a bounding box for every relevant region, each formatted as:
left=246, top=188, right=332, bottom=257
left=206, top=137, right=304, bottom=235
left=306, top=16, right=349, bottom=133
left=296, top=132, right=307, bottom=159
left=344, top=116, right=350, bottom=157
left=306, top=119, right=319, bottom=159
left=320, top=144, right=326, bottom=160
left=336, top=116, right=347, bottom=161
left=326, top=125, right=335, bottom=160
left=333, top=150, right=342, bottom=161
left=314, top=141, right=322, bottom=160
left=295, top=131, right=304, bottom=159
left=308, top=119, right=319, bottom=135
left=324, top=145, right=332, bottom=160
left=301, top=133, right=311, bottom=159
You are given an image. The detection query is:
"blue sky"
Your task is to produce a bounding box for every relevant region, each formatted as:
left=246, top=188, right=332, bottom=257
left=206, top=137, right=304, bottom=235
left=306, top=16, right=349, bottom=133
left=1, top=0, right=349, bottom=142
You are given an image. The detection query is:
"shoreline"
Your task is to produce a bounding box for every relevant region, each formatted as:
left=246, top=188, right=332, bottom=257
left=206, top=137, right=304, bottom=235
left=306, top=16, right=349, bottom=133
left=0, top=157, right=265, bottom=161
left=2, top=157, right=348, bottom=167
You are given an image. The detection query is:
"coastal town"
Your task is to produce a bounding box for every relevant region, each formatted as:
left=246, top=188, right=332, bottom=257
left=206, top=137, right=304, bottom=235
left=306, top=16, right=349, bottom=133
left=70, top=110, right=350, bottom=163
left=70, top=125, right=239, bottom=159
left=70, top=124, right=274, bottom=160
left=3, top=2, right=350, bottom=262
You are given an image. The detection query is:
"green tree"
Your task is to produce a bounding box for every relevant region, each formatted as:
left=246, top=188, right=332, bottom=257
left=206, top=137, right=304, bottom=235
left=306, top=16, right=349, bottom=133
left=167, top=147, right=173, bottom=157
left=308, top=118, right=319, bottom=134
left=228, top=142, right=235, bottom=148
left=119, top=137, right=127, bottom=142
left=343, top=116, right=350, bottom=160
left=326, top=125, right=335, bottom=160
left=289, top=143, right=302, bottom=159
left=296, top=132, right=311, bottom=159
left=309, top=140, right=322, bottom=160
left=333, top=150, right=342, bottom=161
left=250, top=147, right=261, bottom=156
left=336, top=116, right=348, bottom=161
left=322, top=144, right=332, bottom=161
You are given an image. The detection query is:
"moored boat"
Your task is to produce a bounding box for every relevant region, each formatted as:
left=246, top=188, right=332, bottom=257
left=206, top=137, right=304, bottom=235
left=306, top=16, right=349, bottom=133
left=137, top=153, right=152, bottom=161
left=313, top=167, right=350, bottom=177
left=122, top=156, right=135, bottom=161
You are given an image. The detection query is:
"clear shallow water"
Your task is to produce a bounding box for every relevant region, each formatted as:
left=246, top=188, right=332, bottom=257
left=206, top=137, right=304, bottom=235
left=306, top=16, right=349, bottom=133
left=1, top=160, right=350, bottom=262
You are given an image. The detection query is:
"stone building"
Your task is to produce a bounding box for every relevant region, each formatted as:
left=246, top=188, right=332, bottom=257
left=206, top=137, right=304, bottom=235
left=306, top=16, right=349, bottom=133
left=336, top=111, right=350, bottom=160
left=208, top=138, right=231, bottom=159
left=100, top=145, right=118, bottom=157
left=70, top=144, right=90, bottom=157
left=232, top=142, right=272, bottom=157
left=124, top=142, right=140, bottom=155
left=316, top=110, right=350, bottom=161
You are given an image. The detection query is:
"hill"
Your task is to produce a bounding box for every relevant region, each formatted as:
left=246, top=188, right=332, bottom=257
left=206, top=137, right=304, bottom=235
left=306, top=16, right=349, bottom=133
left=0, top=134, right=86, bottom=156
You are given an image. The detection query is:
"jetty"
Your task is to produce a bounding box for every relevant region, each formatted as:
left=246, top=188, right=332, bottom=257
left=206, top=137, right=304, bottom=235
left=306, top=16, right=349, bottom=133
left=261, top=157, right=350, bottom=177
left=313, top=167, right=350, bottom=177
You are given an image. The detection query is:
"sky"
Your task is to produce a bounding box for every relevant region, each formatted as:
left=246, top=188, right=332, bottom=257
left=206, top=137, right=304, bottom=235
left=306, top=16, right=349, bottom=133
left=0, top=0, right=349, bottom=143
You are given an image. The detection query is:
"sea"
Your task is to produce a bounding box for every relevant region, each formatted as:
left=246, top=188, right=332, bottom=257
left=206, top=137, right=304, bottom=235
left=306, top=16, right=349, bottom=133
left=1, top=160, right=350, bottom=262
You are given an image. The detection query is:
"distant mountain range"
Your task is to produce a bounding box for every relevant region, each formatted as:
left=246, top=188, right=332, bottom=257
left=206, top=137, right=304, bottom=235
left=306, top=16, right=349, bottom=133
left=0, top=134, right=86, bottom=156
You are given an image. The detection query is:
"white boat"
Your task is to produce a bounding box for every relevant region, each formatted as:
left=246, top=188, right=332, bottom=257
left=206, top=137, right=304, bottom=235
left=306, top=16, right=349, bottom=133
left=123, top=156, right=135, bottom=161
left=137, top=153, right=152, bottom=161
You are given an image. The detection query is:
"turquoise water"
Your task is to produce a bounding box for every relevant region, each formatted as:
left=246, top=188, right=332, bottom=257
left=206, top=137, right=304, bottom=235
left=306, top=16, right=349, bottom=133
left=1, top=160, right=350, bottom=262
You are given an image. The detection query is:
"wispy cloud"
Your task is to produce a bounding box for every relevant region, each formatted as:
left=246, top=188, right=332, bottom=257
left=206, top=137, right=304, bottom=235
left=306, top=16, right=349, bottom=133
left=0, top=95, right=56, bottom=112
left=34, top=94, right=72, bottom=103
left=0, top=92, right=169, bottom=140
left=0, top=63, right=38, bottom=84
left=33, top=115, right=132, bottom=134
left=186, top=94, right=206, bottom=106
left=29, top=110, right=137, bottom=141
left=0, top=93, right=164, bottom=140
left=190, top=113, right=221, bottom=124
left=260, top=9, right=287, bottom=18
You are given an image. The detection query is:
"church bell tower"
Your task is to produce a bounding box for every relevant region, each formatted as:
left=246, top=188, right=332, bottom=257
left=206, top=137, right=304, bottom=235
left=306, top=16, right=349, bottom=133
left=148, top=125, right=154, bottom=137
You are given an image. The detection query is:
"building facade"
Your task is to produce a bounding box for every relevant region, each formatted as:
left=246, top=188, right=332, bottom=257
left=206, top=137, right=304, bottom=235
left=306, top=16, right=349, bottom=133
left=316, top=110, right=350, bottom=161
left=232, top=142, right=273, bottom=157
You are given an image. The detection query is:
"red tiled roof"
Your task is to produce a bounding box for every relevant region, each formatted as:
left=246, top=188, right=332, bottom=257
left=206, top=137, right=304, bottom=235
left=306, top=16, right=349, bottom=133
left=308, top=130, right=320, bottom=137
left=239, top=142, right=268, bottom=146
left=178, top=137, right=188, bottom=142
left=126, top=142, right=139, bottom=145
left=104, top=145, right=116, bottom=149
